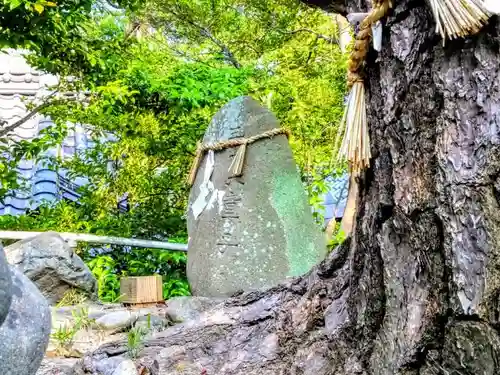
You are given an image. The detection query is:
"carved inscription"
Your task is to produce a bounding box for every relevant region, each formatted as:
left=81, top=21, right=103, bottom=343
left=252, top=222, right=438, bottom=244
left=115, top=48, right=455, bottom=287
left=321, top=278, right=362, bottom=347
left=217, top=188, right=241, bottom=248
left=221, top=190, right=241, bottom=218
left=205, top=106, right=244, bottom=142
left=209, top=106, right=245, bottom=250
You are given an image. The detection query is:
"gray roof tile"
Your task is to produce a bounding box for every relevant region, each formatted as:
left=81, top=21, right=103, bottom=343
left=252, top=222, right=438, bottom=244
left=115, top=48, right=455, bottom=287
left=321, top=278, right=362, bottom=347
left=0, top=50, right=127, bottom=215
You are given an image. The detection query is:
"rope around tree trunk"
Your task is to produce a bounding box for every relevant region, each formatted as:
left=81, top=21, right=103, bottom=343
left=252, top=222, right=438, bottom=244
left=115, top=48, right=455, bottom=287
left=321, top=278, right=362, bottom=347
left=187, top=127, right=290, bottom=186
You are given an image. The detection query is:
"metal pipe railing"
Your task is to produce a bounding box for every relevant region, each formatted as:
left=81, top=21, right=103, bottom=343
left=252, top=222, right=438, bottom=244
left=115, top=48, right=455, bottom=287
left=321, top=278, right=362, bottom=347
left=0, top=231, right=188, bottom=252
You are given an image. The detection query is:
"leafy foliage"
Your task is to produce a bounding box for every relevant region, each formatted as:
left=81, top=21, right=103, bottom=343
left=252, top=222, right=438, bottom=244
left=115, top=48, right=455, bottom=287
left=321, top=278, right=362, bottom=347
left=56, top=288, right=90, bottom=307
left=51, top=323, right=77, bottom=355
left=126, top=324, right=149, bottom=359
left=0, top=0, right=349, bottom=300
left=0, top=201, right=191, bottom=301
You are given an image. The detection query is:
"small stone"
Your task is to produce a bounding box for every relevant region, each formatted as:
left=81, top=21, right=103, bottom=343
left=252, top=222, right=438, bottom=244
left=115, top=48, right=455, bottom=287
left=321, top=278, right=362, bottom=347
left=165, top=296, right=223, bottom=323
left=96, top=311, right=139, bottom=331
left=112, top=359, right=138, bottom=375
left=135, top=314, right=168, bottom=329
left=0, top=267, right=51, bottom=375
left=5, top=232, right=97, bottom=304
left=86, top=357, right=125, bottom=375
left=36, top=358, right=84, bottom=375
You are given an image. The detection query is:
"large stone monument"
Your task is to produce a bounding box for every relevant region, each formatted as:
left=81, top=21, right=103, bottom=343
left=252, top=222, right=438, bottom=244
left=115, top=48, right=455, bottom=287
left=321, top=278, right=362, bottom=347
left=187, top=96, right=326, bottom=297
left=0, top=250, right=12, bottom=327
left=0, top=243, right=51, bottom=375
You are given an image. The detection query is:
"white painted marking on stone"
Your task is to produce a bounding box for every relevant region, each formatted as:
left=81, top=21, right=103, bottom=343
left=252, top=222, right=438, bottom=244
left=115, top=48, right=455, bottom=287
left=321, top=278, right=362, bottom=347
left=191, top=150, right=215, bottom=220
left=266, top=221, right=271, bottom=228
left=206, top=188, right=219, bottom=211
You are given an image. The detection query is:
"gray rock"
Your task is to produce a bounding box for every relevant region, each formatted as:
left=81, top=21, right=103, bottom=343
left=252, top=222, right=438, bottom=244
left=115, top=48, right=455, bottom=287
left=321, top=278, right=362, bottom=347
left=83, top=357, right=125, bottom=375
left=36, top=358, right=84, bottom=375
left=187, top=96, right=326, bottom=297
left=112, top=359, right=138, bottom=375
left=0, top=266, right=51, bottom=375
left=96, top=311, right=139, bottom=331
left=165, top=296, right=223, bottom=323
left=0, top=247, right=12, bottom=327
left=5, top=232, right=97, bottom=304
left=136, top=314, right=168, bottom=329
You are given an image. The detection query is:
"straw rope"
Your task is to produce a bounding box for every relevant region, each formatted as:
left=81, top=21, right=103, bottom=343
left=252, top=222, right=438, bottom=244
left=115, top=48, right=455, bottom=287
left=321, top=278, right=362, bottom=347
left=347, top=0, right=392, bottom=88
left=337, top=0, right=392, bottom=173
left=187, top=127, right=290, bottom=186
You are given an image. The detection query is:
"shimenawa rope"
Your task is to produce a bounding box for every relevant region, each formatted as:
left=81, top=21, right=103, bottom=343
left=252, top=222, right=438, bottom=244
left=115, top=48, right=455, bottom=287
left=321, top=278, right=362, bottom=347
left=187, top=127, right=290, bottom=186
left=337, top=0, right=392, bottom=173
left=338, top=0, right=494, bottom=173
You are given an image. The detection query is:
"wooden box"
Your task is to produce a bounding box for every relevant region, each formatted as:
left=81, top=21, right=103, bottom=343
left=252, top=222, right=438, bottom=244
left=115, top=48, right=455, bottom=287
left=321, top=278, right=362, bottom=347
left=120, top=275, right=163, bottom=304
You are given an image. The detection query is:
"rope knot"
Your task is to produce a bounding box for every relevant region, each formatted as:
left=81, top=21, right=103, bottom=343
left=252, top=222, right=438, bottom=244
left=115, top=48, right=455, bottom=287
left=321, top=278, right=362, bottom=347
left=187, top=127, right=289, bottom=186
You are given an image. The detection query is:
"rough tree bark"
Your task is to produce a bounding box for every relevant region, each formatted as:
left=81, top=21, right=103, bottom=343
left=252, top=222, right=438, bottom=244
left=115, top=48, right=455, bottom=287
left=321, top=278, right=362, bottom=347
left=81, top=1, right=500, bottom=374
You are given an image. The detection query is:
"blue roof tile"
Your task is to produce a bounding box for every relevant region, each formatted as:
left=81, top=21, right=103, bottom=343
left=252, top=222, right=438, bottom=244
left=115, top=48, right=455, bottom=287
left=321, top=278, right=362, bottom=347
left=313, top=172, right=349, bottom=225
left=0, top=51, right=128, bottom=216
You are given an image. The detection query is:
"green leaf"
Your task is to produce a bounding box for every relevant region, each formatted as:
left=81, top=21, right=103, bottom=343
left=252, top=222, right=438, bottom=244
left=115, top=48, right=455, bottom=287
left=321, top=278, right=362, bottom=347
left=33, top=3, right=44, bottom=13
left=8, top=0, right=22, bottom=10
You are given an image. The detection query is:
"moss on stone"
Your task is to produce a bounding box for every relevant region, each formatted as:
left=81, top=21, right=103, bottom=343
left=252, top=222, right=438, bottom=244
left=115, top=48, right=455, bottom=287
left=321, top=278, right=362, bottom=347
left=270, top=169, right=326, bottom=277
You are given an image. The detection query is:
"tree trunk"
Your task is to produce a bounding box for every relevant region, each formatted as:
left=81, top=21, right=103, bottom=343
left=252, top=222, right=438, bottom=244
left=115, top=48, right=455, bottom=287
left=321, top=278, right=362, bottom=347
left=81, top=2, right=500, bottom=374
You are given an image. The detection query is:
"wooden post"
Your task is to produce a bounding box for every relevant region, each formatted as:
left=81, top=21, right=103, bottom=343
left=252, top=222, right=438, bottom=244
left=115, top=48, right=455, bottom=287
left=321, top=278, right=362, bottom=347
left=120, top=275, right=163, bottom=305
left=340, top=173, right=359, bottom=237
left=335, top=14, right=353, bottom=53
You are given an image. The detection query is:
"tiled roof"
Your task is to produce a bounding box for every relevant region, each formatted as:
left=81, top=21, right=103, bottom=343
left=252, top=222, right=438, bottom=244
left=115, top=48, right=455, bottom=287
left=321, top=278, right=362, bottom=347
left=313, top=172, right=349, bottom=225
left=0, top=50, right=126, bottom=215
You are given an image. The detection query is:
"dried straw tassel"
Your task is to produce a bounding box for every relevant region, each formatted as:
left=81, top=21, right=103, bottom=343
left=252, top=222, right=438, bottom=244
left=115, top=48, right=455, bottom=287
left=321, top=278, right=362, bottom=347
left=228, top=142, right=247, bottom=177
left=337, top=82, right=371, bottom=173
left=428, top=0, right=491, bottom=41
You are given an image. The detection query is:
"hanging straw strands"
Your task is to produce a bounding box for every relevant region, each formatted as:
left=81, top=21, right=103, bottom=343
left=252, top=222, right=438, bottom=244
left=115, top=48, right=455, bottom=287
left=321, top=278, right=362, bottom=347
left=338, top=82, right=370, bottom=173
left=336, top=0, right=391, bottom=173
left=428, top=0, right=491, bottom=41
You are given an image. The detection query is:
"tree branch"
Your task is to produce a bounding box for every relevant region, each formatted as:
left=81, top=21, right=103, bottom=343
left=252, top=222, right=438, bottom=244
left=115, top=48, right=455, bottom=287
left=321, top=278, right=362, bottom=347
left=199, top=28, right=241, bottom=68
left=300, top=0, right=347, bottom=15
left=170, top=7, right=242, bottom=69
left=0, top=103, right=55, bottom=138
left=279, top=28, right=339, bottom=46
left=0, top=93, right=84, bottom=138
